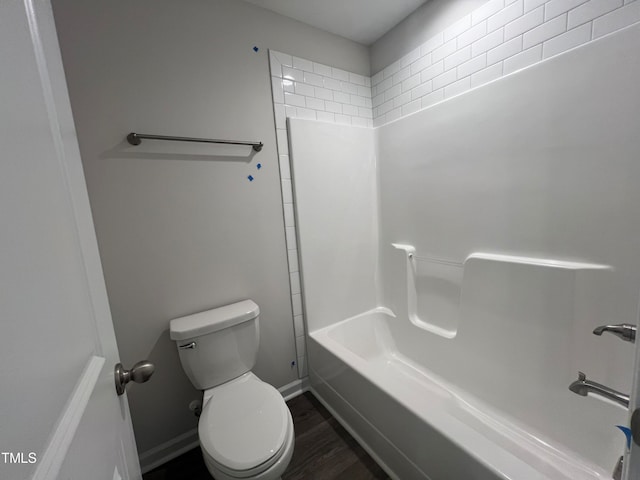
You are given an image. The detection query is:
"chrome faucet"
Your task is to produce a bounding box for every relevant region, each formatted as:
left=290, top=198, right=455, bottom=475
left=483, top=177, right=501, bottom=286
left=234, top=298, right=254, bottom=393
left=593, top=323, right=636, bottom=343
left=568, top=372, right=630, bottom=408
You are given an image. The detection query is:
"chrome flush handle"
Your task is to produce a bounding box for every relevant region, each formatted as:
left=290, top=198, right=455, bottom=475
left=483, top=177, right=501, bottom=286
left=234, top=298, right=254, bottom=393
left=179, top=342, right=196, bottom=349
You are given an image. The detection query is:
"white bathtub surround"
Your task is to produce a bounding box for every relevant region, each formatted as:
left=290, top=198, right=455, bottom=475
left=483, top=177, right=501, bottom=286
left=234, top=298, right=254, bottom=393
left=269, top=52, right=375, bottom=376
left=289, top=23, right=640, bottom=480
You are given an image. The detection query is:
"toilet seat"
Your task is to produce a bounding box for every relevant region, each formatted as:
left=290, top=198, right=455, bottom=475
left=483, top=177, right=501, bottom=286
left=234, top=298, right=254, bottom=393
left=199, top=373, right=292, bottom=478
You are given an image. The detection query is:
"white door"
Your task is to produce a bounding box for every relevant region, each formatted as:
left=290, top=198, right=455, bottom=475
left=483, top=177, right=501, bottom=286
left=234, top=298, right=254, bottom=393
left=0, top=1, right=142, bottom=479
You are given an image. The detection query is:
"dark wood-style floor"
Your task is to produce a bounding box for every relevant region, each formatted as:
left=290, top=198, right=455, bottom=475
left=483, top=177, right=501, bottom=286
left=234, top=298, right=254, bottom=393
left=143, top=392, right=389, bottom=480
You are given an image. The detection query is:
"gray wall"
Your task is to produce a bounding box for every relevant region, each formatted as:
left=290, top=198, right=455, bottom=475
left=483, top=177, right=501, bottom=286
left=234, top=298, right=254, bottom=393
left=51, top=0, right=369, bottom=458
left=370, top=0, right=488, bottom=73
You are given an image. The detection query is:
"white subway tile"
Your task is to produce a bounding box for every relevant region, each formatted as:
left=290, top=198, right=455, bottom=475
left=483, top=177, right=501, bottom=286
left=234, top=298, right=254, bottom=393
left=285, top=105, right=296, bottom=119
left=276, top=128, right=289, bottom=154
left=523, top=14, right=567, bottom=48
left=282, top=79, right=294, bottom=93
left=432, top=39, right=457, bottom=62
left=324, top=100, right=342, bottom=113
left=295, top=335, right=306, bottom=356
left=286, top=226, right=297, bottom=251
left=568, top=0, right=622, bottom=28
left=402, top=99, right=422, bottom=116
left=393, top=91, right=412, bottom=108
left=545, top=0, right=589, bottom=20
left=282, top=66, right=304, bottom=82
left=383, top=59, right=402, bottom=79
left=364, top=77, right=372, bottom=87
left=471, top=61, right=504, bottom=87
left=305, top=97, right=325, bottom=111
left=473, top=0, right=505, bottom=25
left=445, top=14, right=472, bottom=41
left=350, top=72, right=367, bottom=85
left=293, top=314, right=304, bottom=337
left=488, top=35, right=523, bottom=64
left=279, top=154, right=291, bottom=179
left=313, top=62, right=332, bottom=76
left=393, top=66, right=411, bottom=85
left=316, top=111, right=335, bottom=122
left=292, top=293, right=303, bottom=316
left=421, top=60, right=445, bottom=82
left=402, top=73, right=421, bottom=92
left=458, top=21, right=488, bottom=48
left=472, top=28, right=504, bottom=56
left=400, top=47, right=421, bottom=67
left=351, top=95, right=369, bottom=107
left=410, top=52, right=433, bottom=75
left=386, top=107, right=402, bottom=122
left=379, top=99, right=395, bottom=115
left=284, top=92, right=305, bottom=107
left=505, top=6, right=544, bottom=39
left=296, top=107, right=316, bottom=120
left=411, top=80, right=433, bottom=100
left=488, top=0, right=524, bottom=31
left=457, top=54, right=488, bottom=77
left=445, top=76, right=471, bottom=97
left=274, top=103, right=285, bottom=129
left=373, top=116, right=385, bottom=127
left=377, top=76, right=394, bottom=93
left=333, top=91, right=350, bottom=104
left=524, top=0, right=545, bottom=12
left=269, top=53, right=283, bottom=77
left=504, top=44, right=543, bottom=73
left=422, top=88, right=445, bottom=108
left=343, top=104, right=359, bottom=116
left=314, top=86, right=333, bottom=101
left=421, top=32, right=445, bottom=55
left=270, top=51, right=292, bottom=73
left=335, top=114, right=352, bottom=125
left=292, top=56, right=313, bottom=72
left=271, top=77, right=284, bottom=103
left=357, top=85, right=372, bottom=97
left=323, top=77, right=341, bottom=91
left=432, top=68, right=457, bottom=90
left=287, top=249, right=298, bottom=272
left=331, top=67, right=350, bottom=81
left=297, top=355, right=307, bottom=378
left=283, top=203, right=295, bottom=227
left=371, top=70, right=384, bottom=86
left=294, top=82, right=314, bottom=97
left=383, top=83, right=402, bottom=102
left=373, top=93, right=385, bottom=107
left=543, top=23, right=592, bottom=57
left=304, top=71, right=324, bottom=87
left=358, top=107, right=373, bottom=118
left=341, top=82, right=359, bottom=95
left=444, top=46, right=472, bottom=70
left=281, top=179, right=293, bottom=204
left=593, top=0, right=640, bottom=37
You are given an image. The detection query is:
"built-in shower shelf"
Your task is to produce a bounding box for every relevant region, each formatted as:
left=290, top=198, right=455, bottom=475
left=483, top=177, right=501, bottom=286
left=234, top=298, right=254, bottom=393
left=465, top=253, right=611, bottom=270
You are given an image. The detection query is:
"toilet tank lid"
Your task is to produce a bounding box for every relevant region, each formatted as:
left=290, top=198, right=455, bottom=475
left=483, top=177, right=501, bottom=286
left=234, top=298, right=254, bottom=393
left=169, top=300, right=259, bottom=341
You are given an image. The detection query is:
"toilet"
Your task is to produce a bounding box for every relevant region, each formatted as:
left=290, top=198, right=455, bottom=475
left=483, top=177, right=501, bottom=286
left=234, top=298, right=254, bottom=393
left=169, top=300, right=295, bottom=480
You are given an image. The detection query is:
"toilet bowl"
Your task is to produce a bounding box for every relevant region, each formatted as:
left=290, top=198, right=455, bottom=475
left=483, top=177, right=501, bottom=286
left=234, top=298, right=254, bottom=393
left=170, top=300, right=295, bottom=479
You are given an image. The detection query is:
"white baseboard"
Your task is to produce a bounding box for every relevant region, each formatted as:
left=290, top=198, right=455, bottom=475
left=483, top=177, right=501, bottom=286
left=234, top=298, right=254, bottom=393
left=138, top=428, right=199, bottom=474
left=279, top=375, right=310, bottom=401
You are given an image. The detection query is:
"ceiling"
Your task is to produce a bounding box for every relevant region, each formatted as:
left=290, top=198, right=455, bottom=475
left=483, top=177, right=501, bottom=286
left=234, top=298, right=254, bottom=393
left=243, top=0, right=429, bottom=45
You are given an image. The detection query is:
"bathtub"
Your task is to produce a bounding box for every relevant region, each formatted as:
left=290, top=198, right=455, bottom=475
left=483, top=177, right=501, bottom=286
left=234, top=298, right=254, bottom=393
left=308, top=308, right=613, bottom=480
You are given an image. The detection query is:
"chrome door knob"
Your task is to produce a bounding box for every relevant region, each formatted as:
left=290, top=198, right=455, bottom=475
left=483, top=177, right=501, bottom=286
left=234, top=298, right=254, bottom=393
left=114, top=360, right=155, bottom=396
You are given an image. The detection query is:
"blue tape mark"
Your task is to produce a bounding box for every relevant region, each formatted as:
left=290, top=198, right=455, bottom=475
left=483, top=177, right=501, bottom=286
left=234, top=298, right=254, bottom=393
left=291, top=360, right=296, bottom=367
left=617, top=426, right=632, bottom=450
left=247, top=175, right=254, bottom=182
left=256, top=163, right=262, bottom=170
left=253, top=46, right=259, bottom=52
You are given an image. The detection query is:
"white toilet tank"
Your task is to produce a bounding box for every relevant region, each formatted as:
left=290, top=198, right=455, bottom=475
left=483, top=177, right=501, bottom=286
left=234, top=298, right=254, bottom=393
left=169, top=300, right=260, bottom=390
